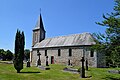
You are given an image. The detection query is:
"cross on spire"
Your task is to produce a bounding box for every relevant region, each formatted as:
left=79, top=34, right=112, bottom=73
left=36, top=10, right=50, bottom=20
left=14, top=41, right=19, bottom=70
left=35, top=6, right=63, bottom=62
left=40, top=8, right=41, bottom=15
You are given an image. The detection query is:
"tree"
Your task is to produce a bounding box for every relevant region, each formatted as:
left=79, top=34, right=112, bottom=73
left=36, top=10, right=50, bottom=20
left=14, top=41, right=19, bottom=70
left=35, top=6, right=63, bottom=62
left=0, top=49, right=6, bottom=61
left=14, top=30, right=25, bottom=73
left=6, top=50, right=13, bottom=60
left=24, top=49, right=30, bottom=61
left=94, top=0, right=120, bottom=67
left=0, top=49, right=13, bottom=61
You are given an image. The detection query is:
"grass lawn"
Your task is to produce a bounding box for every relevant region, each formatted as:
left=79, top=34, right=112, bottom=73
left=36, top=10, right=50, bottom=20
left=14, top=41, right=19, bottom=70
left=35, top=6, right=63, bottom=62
left=0, top=62, right=120, bottom=80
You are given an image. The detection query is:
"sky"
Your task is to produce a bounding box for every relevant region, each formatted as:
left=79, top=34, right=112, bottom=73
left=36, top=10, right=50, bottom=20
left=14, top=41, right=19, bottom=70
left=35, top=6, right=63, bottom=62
left=0, top=0, right=114, bottom=52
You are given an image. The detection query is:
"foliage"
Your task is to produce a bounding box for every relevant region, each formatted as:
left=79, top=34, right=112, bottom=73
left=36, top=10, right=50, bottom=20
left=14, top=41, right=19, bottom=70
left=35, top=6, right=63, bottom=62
left=24, top=49, right=30, bottom=61
left=0, top=49, right=13, bottom=61
left=6, top=50, right=13, bottom=60
left=93, top=0, right=120, bottom=67
left=14, top=29, right=25, bottom=73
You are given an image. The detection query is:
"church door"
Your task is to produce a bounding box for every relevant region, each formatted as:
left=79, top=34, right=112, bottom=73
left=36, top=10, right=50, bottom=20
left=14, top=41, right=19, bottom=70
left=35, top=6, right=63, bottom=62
left=51, top=56, right=54, bottom=64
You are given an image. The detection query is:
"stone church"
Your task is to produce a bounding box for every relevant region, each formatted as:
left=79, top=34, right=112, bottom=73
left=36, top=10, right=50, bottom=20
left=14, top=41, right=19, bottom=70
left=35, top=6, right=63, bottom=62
left=30, top=14, right=106, bottom=67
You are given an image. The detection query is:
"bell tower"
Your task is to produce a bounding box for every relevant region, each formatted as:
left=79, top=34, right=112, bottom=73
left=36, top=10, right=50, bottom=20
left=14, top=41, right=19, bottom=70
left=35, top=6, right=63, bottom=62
left=32, top=14, right=46, bottom=46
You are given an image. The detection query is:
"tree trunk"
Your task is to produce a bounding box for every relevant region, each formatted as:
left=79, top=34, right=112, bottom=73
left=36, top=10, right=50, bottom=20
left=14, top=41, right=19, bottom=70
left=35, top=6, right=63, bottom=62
left=17, top=70, right=20, bottom=73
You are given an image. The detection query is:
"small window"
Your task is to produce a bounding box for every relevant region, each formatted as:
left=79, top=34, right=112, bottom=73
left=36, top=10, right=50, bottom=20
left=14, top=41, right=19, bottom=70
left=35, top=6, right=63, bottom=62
left=35, top=33, right=38, bottom=42
left=58, top=49, right=61, bottom=56
left=45, top=50, right=47, bottom=56
left=69, top=49, right=72, bottom=56
left=90, top=50, right=94, bottom=57
left=41, top=32, right=44, bottom=40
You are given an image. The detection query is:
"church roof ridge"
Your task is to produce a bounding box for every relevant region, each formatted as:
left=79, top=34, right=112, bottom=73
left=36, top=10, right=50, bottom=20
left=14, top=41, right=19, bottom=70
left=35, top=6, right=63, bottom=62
left=33, top=32, right=96, bottom=49
left=45, top=32, right=90, bottom=39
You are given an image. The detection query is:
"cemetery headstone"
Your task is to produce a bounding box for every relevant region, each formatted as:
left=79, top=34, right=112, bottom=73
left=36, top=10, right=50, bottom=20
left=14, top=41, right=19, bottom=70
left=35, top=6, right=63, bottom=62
left=46, top=56, right=49, bottom=66
left=80, top=57, right=85, bottom=78
left=26, top=60, right=30, bottom=67
left=68, top=59, right=70, bottom=66
left=37, top=50, right=41, bottom=66
left=86, top=59, right=88, bottom=70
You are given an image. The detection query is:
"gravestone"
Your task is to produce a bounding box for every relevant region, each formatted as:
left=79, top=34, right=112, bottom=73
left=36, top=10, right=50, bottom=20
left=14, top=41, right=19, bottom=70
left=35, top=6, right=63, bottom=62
left=26, top=60, right=30, bottom=67
left=86, top=59, right=88, bottom=70
left=80, top=57, right=85, bottom=78
left=38, top=65, right=50, bottom=70
left=63, top=67, right=78, bottom=73
left=68, top=59, right=70, bottom=66
left=46, top=56, right=49, bottom=66
left=37, top=50, right=41, bottom=66
left=108, top=70, right=120, bottom=74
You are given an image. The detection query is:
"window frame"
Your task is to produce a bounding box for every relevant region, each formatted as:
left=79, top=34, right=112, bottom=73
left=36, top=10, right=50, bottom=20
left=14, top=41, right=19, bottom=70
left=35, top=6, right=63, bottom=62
left=34, top=32, right=38, bottom=42
left=58, top=49, right=61, bottom=56
left=69, top=48, right=72, bottom=57
left=45, top=50, right=47, bottom=56
left=90, top=50, right=94, bottom=57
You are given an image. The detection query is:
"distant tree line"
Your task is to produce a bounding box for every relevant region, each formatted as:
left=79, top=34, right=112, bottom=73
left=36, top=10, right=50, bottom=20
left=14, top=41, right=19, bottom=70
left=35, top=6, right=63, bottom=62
left=0, top=49, right=30, bottom=61
left=0, top=49, right=13, bottom=61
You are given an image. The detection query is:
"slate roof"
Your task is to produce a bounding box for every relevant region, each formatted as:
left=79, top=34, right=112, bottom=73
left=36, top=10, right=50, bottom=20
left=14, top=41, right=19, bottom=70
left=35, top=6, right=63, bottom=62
left=33, top=14, right=45, bottom=31
left=33, top=32, right=96, bottom=49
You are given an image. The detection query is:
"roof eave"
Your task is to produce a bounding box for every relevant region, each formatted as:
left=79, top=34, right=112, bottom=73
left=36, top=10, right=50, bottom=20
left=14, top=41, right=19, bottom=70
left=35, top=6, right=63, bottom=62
left=32, top=44, right=94, bottom=50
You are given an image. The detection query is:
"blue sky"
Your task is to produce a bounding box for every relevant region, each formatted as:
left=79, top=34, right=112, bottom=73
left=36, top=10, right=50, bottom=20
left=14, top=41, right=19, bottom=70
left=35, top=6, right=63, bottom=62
left=0, top=0, right=114, bottom=52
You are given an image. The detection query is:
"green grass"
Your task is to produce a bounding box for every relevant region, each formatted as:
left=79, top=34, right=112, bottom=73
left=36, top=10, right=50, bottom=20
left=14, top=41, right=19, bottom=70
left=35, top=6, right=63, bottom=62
left=0, top=62, right=120, bottom=80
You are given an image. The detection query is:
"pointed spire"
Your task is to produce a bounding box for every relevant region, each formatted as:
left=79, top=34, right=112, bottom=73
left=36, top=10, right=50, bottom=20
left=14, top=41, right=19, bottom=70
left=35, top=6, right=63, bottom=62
left=40, top=8, right=41, bottom=16
left=33, top=10, right=45, bottom=31
left=39, top=14, right=45, bottom=31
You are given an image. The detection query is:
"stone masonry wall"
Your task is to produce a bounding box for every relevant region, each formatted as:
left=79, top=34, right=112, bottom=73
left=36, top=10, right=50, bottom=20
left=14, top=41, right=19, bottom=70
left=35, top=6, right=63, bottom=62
left=31, top=46, right=105, bottom=67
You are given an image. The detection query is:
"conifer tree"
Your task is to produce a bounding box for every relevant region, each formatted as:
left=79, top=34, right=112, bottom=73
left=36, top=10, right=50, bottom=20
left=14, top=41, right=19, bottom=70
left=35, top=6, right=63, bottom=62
left=93, top=0, right=120, bottom=67
left=14, top=30, right=25, bottom=73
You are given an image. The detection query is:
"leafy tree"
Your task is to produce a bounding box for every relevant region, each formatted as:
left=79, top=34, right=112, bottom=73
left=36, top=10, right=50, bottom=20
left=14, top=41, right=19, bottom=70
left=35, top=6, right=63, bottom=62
left=6, top=50, right=13, bottom=60
left=0, top=49, right=6, bottom=60
left=14, top=30, right=25, bottom=73
left=0, top=49, right=13, bottom=61
left=0, top=49, right=4, bottom=60
left=94, top=0, right=120, bottom=67
left=24, top=49, right=30, bottom=61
